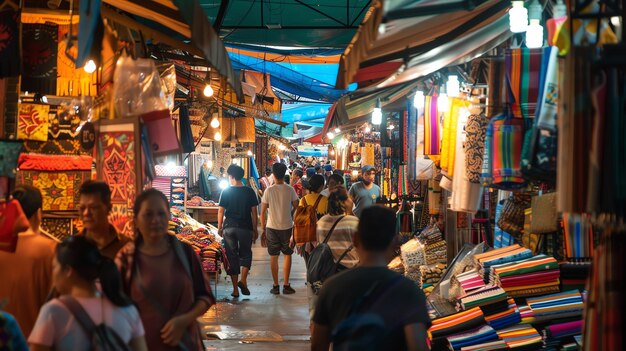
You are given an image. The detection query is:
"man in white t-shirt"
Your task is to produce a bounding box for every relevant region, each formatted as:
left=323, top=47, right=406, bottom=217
left=261, top=162, right=299, bottom=295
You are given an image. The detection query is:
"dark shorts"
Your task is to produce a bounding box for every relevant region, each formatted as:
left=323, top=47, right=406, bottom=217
left=266, top=228, right=294, bottom=256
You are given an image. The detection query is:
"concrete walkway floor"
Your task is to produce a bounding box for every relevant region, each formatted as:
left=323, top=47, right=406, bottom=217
left=200, top=242, right=311, bottom=350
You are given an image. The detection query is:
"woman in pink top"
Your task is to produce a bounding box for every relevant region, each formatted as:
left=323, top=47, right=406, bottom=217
left=28, top=236, right=147, bottom=351
left=116, top=189, right=215, bottom=351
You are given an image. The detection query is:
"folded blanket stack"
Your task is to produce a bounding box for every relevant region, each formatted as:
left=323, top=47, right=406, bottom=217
left=518, top=305, right=535, bottom=324
left=456, top=269, right=486, bottom=294
left=457, top=285, right=508, bottom=311
left=421, top=263, right=447, bottom=296
left=426, top=240, right=448, bottom=265
left=526, top=290, right=584, bottom=323
left=490, top=254, right=561, bottom=298
left=400, top=239, right=426, bottom=285
left=496, top=324, right=543, bottom=350
left=483, top=299, right=521, bottom=331
left=474, top=244, right=533, bottom=281
left=459, top=339, right=508, bottom=351
left=446, top=325, right=499, bottom=351
left=541, top=320, right=583, bottom=351
left=429, top=307, right=487, bottom=350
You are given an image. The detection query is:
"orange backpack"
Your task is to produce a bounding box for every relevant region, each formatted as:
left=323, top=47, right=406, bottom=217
left=293, top=195, right=323, bottom=245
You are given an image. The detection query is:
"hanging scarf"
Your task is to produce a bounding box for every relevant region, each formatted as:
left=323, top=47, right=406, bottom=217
left=505, top=48, right=546, bottom=119
left=424, top=95, right=441, bottom=164
left=491, top=115, right=526, bottom=189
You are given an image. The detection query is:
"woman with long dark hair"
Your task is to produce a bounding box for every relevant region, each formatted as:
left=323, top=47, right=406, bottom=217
left=28, top=236, right=147, bottom=351
left=116, top=189, right=215, bottom=351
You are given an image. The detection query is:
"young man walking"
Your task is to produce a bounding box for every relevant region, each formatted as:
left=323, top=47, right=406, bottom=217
left=260, top=162, right=300, bottom=294
left=78, top=181, right=130, bottom=259
left=218, top=165, right=259, bottom=298
left=348, top=165, right=381, bottom=218
left=311, top=206, right=431, bottom=351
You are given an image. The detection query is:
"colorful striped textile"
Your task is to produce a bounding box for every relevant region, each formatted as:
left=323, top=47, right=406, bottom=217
left=456, top=269, right=486, bottom=294
left=479, top=118, right=494, bottom=186
left=447, top=324, right=499, bottom=351
left=397, top=164, right=409, bottom=196
left=518, top=305, right=535, bottom=324
left=460, top=339, right=508, bottom=351
left=526, top=290, right=584, bottom=323
left=429, top=307, right=486, bottom=340
left=542, top=320, right=584, bottom=350
left=483, top=299, right=521, bottom=331
left=440, top=98, right=466, bottom=176
left=457, top=285, right=508, bottom=311
left=496, top=324, right=543, bottom=350
left=490, top=115, right=526, bottom=189
left=505, top=47, right=549, bottom=119
left=424, top=95, right=442, bottom=160
left=490, top=254, right=559, bottom=278
left=562, top=213, right=594, bottom=259
left=474, top=244, right=533, bottom=280
left=487, top=254, right=561, bottom=297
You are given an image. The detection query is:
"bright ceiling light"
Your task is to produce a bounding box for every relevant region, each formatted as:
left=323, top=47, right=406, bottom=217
left=278, top=144, right=286, bottom=151
left=203, top=84, right=214, bottom=97
left=365, top=126, right=371, bottom=133
left=446, top=75, right=460, bottom=97
left=509, top=1, right=528, bottom=33
left=219, top=179, right=229, bottom=189
left=210, top=113, right=220, bottom=128
left=413, top=90, right=425, bottom=110
left=214, top=131, right=222, bottom=141
left=247, top=150, right=253, bottom=156
left=388, top=124, right=395, bottom=130
left=84, top=59, right=97, bottom=74
left=526, top=19, right=544, bottom=48
left=327, top=132, right=335, bottom=139
left=372, top=98, right=383, bottom=125
left=334, top=127, right=341, bottom=133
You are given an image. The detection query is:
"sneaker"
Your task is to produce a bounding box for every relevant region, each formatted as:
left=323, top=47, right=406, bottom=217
left=270, top=285, right=280, bottom=295
left=283, top=285, right=296, bottom=294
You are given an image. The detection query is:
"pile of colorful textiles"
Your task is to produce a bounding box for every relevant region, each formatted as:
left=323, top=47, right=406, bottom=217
left=400, top=239, right=426, bottom=284
left=419, top=225, right=447, bottom=264
left=185, top=195, right=214, bottom=207
left=496, top=324, right=543, bottom=350
left=446, top=324, right=499, bottom=351
left=388, top=256, right=405, bottom=275
left=420, top=263, right=446, bottom=296
left=526, top=290, right=584, bottom=323
left=474, top=244, right=533, bottom=281
left=456, top=269, right=486, bottom=294
left=541, top=320, right=583, bottom=351
left=483, top=298, right=521, bottom=331
left=558, top=262, right=590, bottom=292
left=518, top=305, right=535, bottom=324
left=456, top=285, right=508, bottom=311
left=489, top=254, right=560, bottom=297
left=429, top=307, right=486, bottom=350
left=458, top=340, right=508, bottom=351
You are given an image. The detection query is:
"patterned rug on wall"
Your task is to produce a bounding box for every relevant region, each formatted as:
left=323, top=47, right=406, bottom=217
left=15, top=170, right=89, bottom=211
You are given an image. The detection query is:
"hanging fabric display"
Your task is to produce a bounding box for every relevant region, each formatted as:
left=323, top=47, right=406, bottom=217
left=491, top=115, right=526, bottom=189
left=397, top=164, right=409, bottom=196
left=361, top=143, right=375, bottom=166
left=428, top=179, right=441, bottom=215
left=407, top=101, right=418, bottom=180
left=0, top=8, right=21, bottom=78
left=464, top=113, right=490, bottom=183
left=450, top=110, right=483, bottom=214
left=493, top=191, right=515, bottom=248
left=424, top=95, right=441, bottom=164
left=17, top=103, right=50, bottom=141
left=480, top=118, right=494, bottom=186
left=21, top=23, right=58, bottom=95
left=415, top=99, right=434, bottom=180
left=505, top=48, right=547, bottom=119
left=179, top=105, right=195, bottom=153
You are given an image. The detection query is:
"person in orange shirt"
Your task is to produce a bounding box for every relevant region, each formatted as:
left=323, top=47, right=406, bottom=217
left=0, top=185, right=56, bottom=337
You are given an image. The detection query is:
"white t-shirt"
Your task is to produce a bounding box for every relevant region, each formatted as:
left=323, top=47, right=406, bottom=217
left=29, top=296, right=144, bottom=350
left=262, top=183, right=299, bottom=230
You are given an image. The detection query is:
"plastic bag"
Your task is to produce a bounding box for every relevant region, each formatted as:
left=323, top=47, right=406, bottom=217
left=113, top=55, right=168, bottom=117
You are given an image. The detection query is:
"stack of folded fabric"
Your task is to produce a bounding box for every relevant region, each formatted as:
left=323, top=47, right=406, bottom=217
left=446, top=325, right=499, bottom=351
left=483, top=299, right=521, bottom=330
left=559, top=262, right=591, bottom=292
left=425, top=240, right=448, bottom=264
left=457, top=285, right=508, bottom=311
left=456, top=269, right=486, bottom=294
left=541, top=320, right=583, bottom=351
left=459, top=340, right=508, bottom=351
left=518, top=305, right=535, bottom=324
left=496, top=324, right=543, bottom=350
left=388, top=256, right=405, bottom=275
left=526, top=290, right=584, bottom=323
left=421, top=263, right=447, bottom=296
left=490, top=254, right=561, bottom=297
left=401, top=239, right=426, bottom=285
left=474, top=244, right=533, bottom=281
left=429, top=307, right=486, bottom=350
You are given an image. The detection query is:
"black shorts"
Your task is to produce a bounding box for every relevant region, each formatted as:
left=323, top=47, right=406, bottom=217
left=266, top=228, right=294, bottom=256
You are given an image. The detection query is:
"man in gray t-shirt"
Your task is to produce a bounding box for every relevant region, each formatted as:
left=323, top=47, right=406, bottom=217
left=348, top=165, right=381, bottom=218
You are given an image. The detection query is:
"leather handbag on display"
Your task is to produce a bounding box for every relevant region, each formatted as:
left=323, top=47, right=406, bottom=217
left=530, top=192, right=558, bottom=233
left=497, top=194, right=531, bottom=238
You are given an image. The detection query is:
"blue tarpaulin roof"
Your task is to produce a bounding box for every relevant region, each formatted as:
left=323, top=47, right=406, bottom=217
left=281, top=103, right=331, bottom=127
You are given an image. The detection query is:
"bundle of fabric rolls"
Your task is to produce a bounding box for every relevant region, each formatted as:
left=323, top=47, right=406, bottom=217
left=489, top=254, right=561, bottom=298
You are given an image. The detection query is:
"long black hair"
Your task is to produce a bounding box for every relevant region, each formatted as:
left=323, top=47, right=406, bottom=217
left=56, top=236, right=132, bottom=307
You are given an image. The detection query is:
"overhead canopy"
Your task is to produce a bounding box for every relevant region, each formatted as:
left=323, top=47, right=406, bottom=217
left=336, top=0, right=511, bottom=89
left=200, top=0, right=372, bottom=48
left=102, top=0, right=243, bottom=100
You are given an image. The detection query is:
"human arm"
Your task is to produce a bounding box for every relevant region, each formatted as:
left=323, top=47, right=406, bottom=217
left=129, top=336, right=148, bottom=351
left=251, top=206, right=259, bottom=243
left=260, top=202, right=269, bottom=247
left=310, top=323, right=331, bottom=351
left=404, top=323, right=429, bottom=351
left=217, top=207, right=225, bottom=235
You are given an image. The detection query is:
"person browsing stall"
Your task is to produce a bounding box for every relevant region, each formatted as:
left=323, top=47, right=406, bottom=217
left=260, top=162, right=299, bottom=295
left=217, top=165, right=259, bottom=298
left=311, top=206, right=430, bottom=351
left=77, top=181, right=130, bottom=260
left=116, top=189, right=215, bottom=351
left=348, top=165, right=381, bottom=218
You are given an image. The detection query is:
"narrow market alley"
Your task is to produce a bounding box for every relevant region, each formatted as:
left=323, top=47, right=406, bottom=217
left=200, top=242, right=311, bottom=350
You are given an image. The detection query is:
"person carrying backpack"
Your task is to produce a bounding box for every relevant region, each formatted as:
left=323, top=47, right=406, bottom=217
left=294, top=175, right=328, bottom=258
left=311, top=206, right=431, bottom=351
left=28, top=236, right=147, bottom=351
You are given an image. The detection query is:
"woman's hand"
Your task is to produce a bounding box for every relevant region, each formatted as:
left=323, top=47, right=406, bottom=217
left=160, top=315, right=190, bottom=346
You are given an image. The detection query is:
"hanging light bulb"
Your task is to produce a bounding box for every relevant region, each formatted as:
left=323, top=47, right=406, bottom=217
left=214, top=131, right=222, bottom=141
left=84, top=59, right=97, bottom=74
left=247, top=150, right=253, bottom=156
left=278, top=144, right=286, bottom=151
left=334, top=127, right=341, bottom=133
left=553, top=0, right=567, bottom=18
left=372, top=98, right=382, bottom=125
left=326, top=131, right=335, bottom=139
left=388, top=124, right=395, bottom=130
left=526, top=1, right=544, bottom=48
left=509, top=1, right=528, bottom=33
left=413, top=90, right=425, bottom=110
left=365, top=125, right=371, bottom=133
left=446, top=75, right=460, bottom=97
left=438, top=93, right=450, bottom=113
left=203, top=84, right=214, bottom=97
left=210, top=112, right=220, bottom=128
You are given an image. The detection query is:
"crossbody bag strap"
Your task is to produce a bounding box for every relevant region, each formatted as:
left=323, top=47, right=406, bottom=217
left=335, top=244, right=354, bottom=266
left=58, top=296, right=97, bottom=334
left=322, top=216, right=345, bottom=244
left=313, top=194, right=323, bottom=211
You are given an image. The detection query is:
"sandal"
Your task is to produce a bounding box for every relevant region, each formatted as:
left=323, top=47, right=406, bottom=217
left=230, top=292, right=240, bottom=298
left=238, top=282, right=251, bottom=296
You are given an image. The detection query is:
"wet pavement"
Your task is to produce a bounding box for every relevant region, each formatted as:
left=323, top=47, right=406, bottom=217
left=200, top=242, right=311, bottom=350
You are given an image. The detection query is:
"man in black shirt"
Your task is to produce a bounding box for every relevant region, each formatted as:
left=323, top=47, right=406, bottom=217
left=217, top=165, right=259, bottom=298
left=311, top=206, right=431, bottom=351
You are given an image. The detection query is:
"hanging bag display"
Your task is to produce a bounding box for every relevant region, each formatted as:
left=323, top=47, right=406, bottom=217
left=497, top=193, right=531, bottom=239
left=530, top=192, right=558, bottom=233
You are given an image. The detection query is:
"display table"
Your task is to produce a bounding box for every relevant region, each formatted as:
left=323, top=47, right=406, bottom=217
left=186, top=206, right=220, bottom=224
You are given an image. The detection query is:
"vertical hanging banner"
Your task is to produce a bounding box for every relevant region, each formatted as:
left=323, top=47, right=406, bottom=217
left=17, top=103, right=50, bottom=141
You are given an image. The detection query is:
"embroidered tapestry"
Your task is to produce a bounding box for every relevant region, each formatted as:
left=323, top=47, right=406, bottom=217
left=21, top=23, right=58, bottom=95
left=17, top=103, right=50, bottom=141
left=0, top=8, right=21, bottom=78
left=23, top=139, right=84, bottom=155
left=15, top=171, right=89, bottom=211
left=41, top=217, right=81, bottom=242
